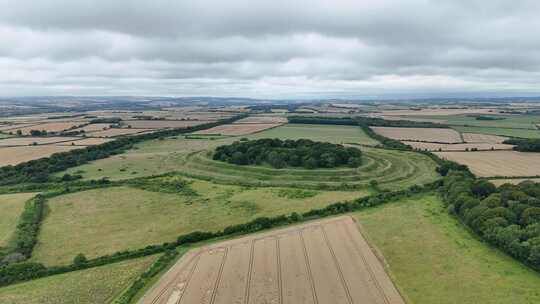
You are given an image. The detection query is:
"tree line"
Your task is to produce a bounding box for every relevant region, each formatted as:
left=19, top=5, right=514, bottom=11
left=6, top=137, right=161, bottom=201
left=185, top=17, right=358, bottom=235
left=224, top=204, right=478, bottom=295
left=504, top=138, right=540, bottom=152
left=213, top=138, right=362, bottom=169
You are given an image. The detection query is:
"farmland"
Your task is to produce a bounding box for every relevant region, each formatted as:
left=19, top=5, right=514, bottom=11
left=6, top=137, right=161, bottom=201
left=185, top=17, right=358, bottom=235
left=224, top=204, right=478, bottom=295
left=31, top=181, right=370, bottom=265
left=193, top=123, right=282, bottom=135
left=452, top=126, right=540, bottom=138
left=0, top=193, right=36, bottom=248
left=122, top=120, right=211, bottom=129
left=0, top=255, right=157, bottom=304
left=0, top=145, right=83, bottom=167
left=371, top=127, right=463, bottom=143
left=140, top=216, right=404, bottom=304
left=403, top=141, right=514, bottom=152
left=355, top=194, right=540, bottom=304
left=435, top=150, right=540, bottom=177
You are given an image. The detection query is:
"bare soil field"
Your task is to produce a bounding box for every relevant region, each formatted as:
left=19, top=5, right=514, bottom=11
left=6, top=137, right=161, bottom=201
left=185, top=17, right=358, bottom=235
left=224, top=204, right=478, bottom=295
left=0, top=137, right=80, bottom=147
left=462, top=133, right=508, bottom=144
left=193, top=123, right=281, bottom=136
left=234, top=116, right=288, bottom=124
left=122, top=120, right=211, bottom=129
left=435, top=151, right=540, bottom=177
left=0, top=145, right=83, bottom=167
left=140, top=216, right=404, bottom=304
left=11, top=122, right=86, bottom=135
left=489, top=178, right=540, bottom=186
left=371, top=127, right=463, bottom=143
left=89, top=128, right=153, bottom=138
left=403, top=141, right=514, bottom=152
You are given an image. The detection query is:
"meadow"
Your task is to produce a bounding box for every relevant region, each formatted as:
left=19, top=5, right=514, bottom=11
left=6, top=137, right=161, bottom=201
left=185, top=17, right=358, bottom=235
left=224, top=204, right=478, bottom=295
left=31, top=179, right=370, bottom=265
left=0, top=255, right=157, bottom=304
left=0, top=193, right=37, bottom=248
left=355, top=194, right=540, bottom=304
left=452, top=125, right=540, bottom=138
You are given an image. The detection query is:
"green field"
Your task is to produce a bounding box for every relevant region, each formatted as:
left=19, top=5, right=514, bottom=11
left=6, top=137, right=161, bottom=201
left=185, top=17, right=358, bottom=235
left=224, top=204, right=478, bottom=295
left=355, top=194, right=540, bottom=304
left=452, top=125, right=540, bottom=138
left=32, top=180, right=369, bottom=265
left=0, top=193, right=36, bottom=247
left=417, top=113, right=540, bottom=129
left=247, top=123, right=380, bottom=145
left=0, top=255, right=157, bottom=304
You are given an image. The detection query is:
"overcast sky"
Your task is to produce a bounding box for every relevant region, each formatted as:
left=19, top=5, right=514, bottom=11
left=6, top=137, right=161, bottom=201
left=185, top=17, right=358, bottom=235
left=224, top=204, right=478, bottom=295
left=1, top=0, right=540, bottom=98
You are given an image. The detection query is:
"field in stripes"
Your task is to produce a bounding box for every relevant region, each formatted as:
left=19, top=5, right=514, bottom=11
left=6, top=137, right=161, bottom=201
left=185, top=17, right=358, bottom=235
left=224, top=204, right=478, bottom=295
left=140, top=216, right=404, bottom=304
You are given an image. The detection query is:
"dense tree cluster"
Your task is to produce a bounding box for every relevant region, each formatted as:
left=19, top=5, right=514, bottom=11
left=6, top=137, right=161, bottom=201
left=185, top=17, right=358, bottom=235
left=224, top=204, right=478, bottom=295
left=504, top=138, right=540, bottom=152
left=213, top=138, right=362, bottom=169
left=441, top=173, right=540, bottom=269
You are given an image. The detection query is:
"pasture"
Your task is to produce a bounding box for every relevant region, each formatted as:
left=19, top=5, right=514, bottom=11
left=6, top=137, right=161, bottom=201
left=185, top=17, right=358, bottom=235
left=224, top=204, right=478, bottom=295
left=0, top=255, right=157, bottom=304
left=31, top=181, right=370, bottom=266
left=355, top=194, right=540, bottom=304
left=435, top=150, right=540, bottom=177
left=452, top=126, right=540, bottom=139
left=0, top=193, right=36, bottom=248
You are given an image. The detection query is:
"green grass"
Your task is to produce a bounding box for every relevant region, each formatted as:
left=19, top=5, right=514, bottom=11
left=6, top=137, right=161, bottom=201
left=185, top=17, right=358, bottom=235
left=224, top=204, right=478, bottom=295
left=355, top=194, right=540, bottom=304
left=247, top=123, right=380, bottom=145
left=0, top=255, right=157, bottom=304
left=32, top=180, right=370, bottom=265
left=0, top=193, right=36, bottom=248
left=418, top=113, right=540, bottom=129
left=453, top=125, right=540, bottom=138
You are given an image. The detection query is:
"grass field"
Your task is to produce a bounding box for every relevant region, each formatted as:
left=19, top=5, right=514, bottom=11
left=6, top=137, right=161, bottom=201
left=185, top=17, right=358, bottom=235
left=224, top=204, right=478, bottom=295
left=452, top=126, right=540, bottom=138
left=418, top=114, right=540, bottom=129
left=32, top=180, right=370, bottom=265
left=355, top=194, right=540, bottom=304
left=0, top=193, right=37, bottom=248
left=0, top=255, right=157, bottom=304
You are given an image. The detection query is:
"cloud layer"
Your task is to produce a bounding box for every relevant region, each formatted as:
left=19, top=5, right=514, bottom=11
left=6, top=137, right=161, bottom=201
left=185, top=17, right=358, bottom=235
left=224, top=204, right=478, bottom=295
left=1, top=0, right=540, bottom=98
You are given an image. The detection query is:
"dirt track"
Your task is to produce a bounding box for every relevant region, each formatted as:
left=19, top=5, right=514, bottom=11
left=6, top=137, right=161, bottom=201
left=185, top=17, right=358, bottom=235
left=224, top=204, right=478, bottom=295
left=139, top=216, right=405, bottom=304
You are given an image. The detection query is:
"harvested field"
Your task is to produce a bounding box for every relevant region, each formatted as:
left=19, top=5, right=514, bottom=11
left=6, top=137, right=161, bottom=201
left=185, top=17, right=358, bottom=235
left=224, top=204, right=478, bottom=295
left=234, top=116, right=288, bottom=124
left=380, top=108, right=495, bottom=116
left=435, top=151, right=540, bottom=177
left=90, top=128, right=153, bottom=137
left=69, top=123, right=111, bottom=133
left=193, top=123, right=281, bottom=135
left=371, top=127, right=462, bottom=143
left=122, top=120, right=210, bottom=129
left=462, top=133, right=508, bottom=144
left=489, top=178, right=540, bottom=186
left=140, top=216, right=404, bottom=304
left=57, top=138, right=114, bottom=146
left=0, top=145, right=83, bottom=167
left=0, top=123, right=39, bottom=132
left=0, top=137, right=80, bottom=147
left=11, top=122, right=85, bottom=135
left=403, top=141, right=514, bottom=152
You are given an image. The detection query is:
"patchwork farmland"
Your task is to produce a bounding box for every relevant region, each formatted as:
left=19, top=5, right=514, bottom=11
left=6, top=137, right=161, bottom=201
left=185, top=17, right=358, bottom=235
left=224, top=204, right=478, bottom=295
left=371, top=127, right=463, bottom=143
left=140, top=216, right=404, bottom=304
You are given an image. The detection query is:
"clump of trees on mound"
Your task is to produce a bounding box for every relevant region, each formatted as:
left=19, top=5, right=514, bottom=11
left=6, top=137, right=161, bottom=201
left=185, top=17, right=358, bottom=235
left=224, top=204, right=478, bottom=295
left=213, top=138, right=362, bottom=169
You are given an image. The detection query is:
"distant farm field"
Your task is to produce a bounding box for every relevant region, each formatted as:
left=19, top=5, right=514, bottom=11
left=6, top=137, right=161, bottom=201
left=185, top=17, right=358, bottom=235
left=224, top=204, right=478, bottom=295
left=0, top=193, right=36, bottom=247
left=435, top=151, right=540, bottom=177
left=371, top=127, right=462, bottom=143
left=461, top=132, right=508, bottom=143
left=452, top=126, right=540, bottom=139
left=0, top=136, right=80, bottom=146
left=193, top=123, right=281, bottom=135
left=122, top=120, right=210, bottom=129
left=404, top=141, right=513, bottom=152
left=249, top=124, right=379, bottom=145
left=355, top=194, right=540, bottom=304
left=0, top=255, right=157, bottom=304
left=89, top=128, right=153, bottom=137
left=32, top=181, right=370, bottom=265
left=10, top=122, right=86, bottom=135
left=141, top=216, right=404, bottom=304
left=0, top=145, right=83, bottom=167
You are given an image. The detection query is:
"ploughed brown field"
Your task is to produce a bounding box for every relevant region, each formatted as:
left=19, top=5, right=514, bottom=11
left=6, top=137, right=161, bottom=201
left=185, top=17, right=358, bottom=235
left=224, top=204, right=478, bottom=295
left=140, top=216, right=404, bottom=304
left=435, top=151, right=540, bottom=177
left=193, top=123, right=281, bottom=136
left=371, top=127, right=462, bottom=143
